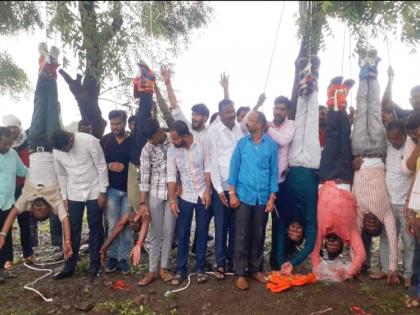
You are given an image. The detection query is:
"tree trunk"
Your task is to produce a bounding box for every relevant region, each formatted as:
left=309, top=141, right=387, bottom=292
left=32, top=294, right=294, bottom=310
left=59, top=69, right=106, bottom=138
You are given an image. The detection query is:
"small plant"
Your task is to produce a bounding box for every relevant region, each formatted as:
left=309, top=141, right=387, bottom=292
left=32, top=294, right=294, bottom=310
left=97, top=299, right=155, bottom=315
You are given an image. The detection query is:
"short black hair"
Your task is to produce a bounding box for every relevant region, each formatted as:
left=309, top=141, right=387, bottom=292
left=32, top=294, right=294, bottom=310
left=236, top=106, right=250, bottom=118
left=0, top=126, right=11, bottom=140
left=382, top=108, right=395, bottom=115
left=405, top=110, right=420, bottom=130
left=142, top=118, right=160, bottom=139
left=411, top=85, right=420, bottom=96
left=51, top=129, right=71, bottom=150
left=170, top=120, right=191, bottom=137
left=32, top=198, right=50, bottom=222
left=319, top=105, right=327, bottom=111
left=191, top=103, right=210, bottom=117
left=78, top=119, right=92, bottom=128
left=218, top=99, right=234, bottom=113
left=386, top=119, right=406, bottom=135
left=128, top=115, right=135, bottom=124
left=274, top=96, right=291, bottom=110
left=210, top=112, right=219, bottom=124
left=108, top=110, right=127, bottom=122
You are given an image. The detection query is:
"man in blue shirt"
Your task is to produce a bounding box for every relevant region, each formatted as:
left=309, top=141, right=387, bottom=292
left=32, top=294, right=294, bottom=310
left=228, top=111, right=278, bottom=290
left=0, top=127, right=28, bottom=283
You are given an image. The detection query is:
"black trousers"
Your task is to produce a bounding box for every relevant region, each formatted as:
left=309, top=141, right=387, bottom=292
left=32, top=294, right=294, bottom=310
left=130, top=92, right=152, bottom=164
left=234, top=202, right=267, bottom=276
left=319, top=110, right=353, bottom=181
left=13, top=187, right=33, bottom=259
left=0, top=209, right=13, bottom=270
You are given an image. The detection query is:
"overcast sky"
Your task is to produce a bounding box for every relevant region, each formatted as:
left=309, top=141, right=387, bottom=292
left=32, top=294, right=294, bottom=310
left=1, top=1, right=419, bottom=130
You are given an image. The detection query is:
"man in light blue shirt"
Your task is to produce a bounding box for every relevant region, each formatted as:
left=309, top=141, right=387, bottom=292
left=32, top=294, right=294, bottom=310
left=0, top=127, right=28, bottom=282
left=228, top=111, right=278, bottom=290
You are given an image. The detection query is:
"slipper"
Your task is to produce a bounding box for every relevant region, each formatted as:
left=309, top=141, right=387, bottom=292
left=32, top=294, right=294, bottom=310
left=138, top=272, right=158, bottom=287
left=405, top=296, right=420, bottom=308
left=160, top=269, right=173, bottom=283
left=171, top=274, right=185, bottom=287
left=213, top=267, right=225, bottom=280
left=197, top=273, right=208, bottom=284
left=369, top=272, right=387, bottom=280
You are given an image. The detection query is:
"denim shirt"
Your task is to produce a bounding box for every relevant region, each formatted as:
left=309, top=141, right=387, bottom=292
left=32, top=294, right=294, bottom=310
left=228, top=134, right=279, bottom=205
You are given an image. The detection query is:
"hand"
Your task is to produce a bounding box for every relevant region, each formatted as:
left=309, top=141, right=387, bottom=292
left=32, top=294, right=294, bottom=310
left=169, top=200, right=180, bottom=218
left=229, top=193, right=240, bottom=209
left=98, top=193, right=107, bottom=208
left=63, top=199, right=68, bottom=211
left=265, top=197, right=275, bottom=213
left=387, top=270, right=400, bottom=284
left=109, top=162, right=124, bottom=172
left=138, top=204, right=150, bottom=217
left=63, top=242, right=73, bottom=260
left=256, top=93, right=267, bottom=108
left=161, top=65, right=171, bottom=84
left=387, top=66, right=394, bottom=82
left=407, top=213, right=420, bottom=240
left=280, top=262, right=293, bottom=275
left=219, top=72, right=229, bottom=90
left=100, top=245, right=108, bottom=264
left=352, top=156, right=363, bottom=171
left=219, top=192, right=229, bottom=208
left=130, top=244, right=142, bottom=266
left=203, top=191, right=212, bottom=209
left=175, top=185, right=182, bottom=198
left=0, top=235, right=5, bottom=249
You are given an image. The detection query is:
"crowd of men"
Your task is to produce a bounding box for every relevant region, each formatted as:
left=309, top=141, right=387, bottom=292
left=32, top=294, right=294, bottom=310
left=1, top=42, right=420, bottom=308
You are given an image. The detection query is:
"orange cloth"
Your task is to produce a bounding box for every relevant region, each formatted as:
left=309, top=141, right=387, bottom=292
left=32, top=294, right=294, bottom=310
left=133, top=68, right=156, bottom=94
left=326, top=83, right=352, bottom=111
left=266, top=272, right=317, bottom=293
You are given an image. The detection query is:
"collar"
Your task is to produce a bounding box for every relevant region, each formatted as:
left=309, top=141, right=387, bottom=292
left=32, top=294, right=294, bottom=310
left=246, top=133, right=268, bottom=142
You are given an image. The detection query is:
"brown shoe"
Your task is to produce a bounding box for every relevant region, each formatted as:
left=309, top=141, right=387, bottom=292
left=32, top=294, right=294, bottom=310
left=235, top=276, right=249, bottom=290
left=251, top=272, right=268, bottom=284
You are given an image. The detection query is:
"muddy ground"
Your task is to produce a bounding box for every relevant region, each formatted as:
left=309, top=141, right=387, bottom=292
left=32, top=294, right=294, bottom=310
left=0, top=220, right=417, bottom=315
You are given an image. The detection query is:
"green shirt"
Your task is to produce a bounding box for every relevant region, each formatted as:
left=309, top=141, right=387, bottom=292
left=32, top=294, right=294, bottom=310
left=0, top=149, right=28, bottom=210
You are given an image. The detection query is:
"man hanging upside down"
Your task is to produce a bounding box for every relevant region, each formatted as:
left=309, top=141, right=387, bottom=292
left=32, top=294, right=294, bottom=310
left=0, top=42, right=73, bottom=261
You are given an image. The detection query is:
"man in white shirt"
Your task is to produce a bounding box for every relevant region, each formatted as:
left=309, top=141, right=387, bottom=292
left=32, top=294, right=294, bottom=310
left=208, top=99, right=244, bottom=277
left=51, top=129, right=109, bottom=280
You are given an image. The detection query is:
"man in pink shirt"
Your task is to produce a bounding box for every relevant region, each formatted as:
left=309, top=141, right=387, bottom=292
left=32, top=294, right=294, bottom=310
left=311, top=181, right=366, bottom=280
left=266, top=96, right=295, bottom=269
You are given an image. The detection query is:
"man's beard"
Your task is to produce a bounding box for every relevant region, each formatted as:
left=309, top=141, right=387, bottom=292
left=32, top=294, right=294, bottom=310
left=274, top=116, right=285, bottom=125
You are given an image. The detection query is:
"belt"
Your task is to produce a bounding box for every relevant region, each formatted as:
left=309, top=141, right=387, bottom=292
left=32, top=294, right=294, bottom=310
left=29, top=146, right=52, bottom=154
left=360, top=153, right=384, bottom=158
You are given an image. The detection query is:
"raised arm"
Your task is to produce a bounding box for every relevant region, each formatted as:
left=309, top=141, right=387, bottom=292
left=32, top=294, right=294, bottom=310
left=381, top=66, right=394, bottom=111
left=253, top=93, right=267, bottom=111
left=161, top=66, right=179, bottom=110
left=220, top=72, right=230, bottom=100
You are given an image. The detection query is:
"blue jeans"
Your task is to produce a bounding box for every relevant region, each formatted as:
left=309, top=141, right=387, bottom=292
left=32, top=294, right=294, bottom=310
left=64, top=200, right=104, bottom=273
left=212, top=189, right=235, bottom=269
left=106, top=187, right=130, bottom=261
left=176, top=198, right=209, bottom=278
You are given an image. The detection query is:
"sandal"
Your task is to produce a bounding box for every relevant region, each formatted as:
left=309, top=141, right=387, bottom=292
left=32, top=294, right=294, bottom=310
left=4, top=261, right=13, bottom=270
left=160, top=268, right=173, bottom=283
left=138, top=272, right=157, bottom=287
left=213, top=267, right=225, bottom=280
left=197, top=273, right=208, bottom=284
left=405, top=296, right=420, bottom=308
left=171, top=274, right=185, bottom=286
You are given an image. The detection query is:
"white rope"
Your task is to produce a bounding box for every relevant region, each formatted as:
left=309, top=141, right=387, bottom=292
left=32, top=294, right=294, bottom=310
left=262, top=1, right=286, bottom=94
left=149, top=1, right=154, bottom=70
left=386, top=37, right=392, bottom=66
left=23, top=262, right=57, bottom=302
left=164, top=271, right=235, bottom=296
left=341, top=24, right=346, bottom=77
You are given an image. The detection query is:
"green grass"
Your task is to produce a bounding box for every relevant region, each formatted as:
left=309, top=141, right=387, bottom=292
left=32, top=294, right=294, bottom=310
left=97, top=300, right=155, bottom=315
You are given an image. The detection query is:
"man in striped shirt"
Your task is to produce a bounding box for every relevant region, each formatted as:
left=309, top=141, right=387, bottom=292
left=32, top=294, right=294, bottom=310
left=166, top=121, right=212, bottom=286
left=351, top=46, right=399, bottom=284
left=138, top=119, right=176, bottom=286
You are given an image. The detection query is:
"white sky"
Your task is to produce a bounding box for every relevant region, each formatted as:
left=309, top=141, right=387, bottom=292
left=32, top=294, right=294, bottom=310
left=1, top=1, right=419, bottom=130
